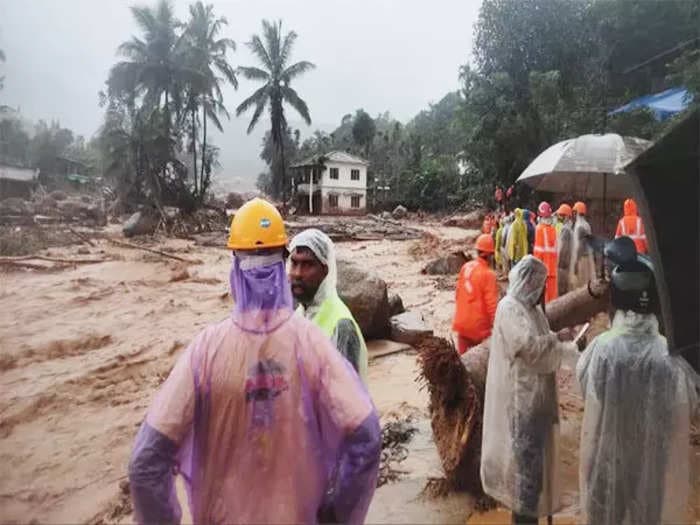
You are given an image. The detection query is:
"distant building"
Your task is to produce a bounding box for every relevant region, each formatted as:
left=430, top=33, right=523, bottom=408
left=291, top=151, right=368, bottom=215
left=0, top=164, right=39, bottom=199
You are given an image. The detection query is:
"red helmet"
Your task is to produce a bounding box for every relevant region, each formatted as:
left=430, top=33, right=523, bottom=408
left=475, top=233, right=495, bottom=254
left=538, top=201, right=553, bottom=218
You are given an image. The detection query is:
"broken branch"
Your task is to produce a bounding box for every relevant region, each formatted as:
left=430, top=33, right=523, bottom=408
left=107, top=238, right=201, bottom=264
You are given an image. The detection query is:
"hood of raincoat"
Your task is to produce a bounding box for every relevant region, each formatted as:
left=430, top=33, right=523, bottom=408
left=623, top=198, right=638, bottom=217
left=289, top=228, right=339, bottom=319
left=508, top=255, right=547, bottom=306
left=576, top=308, right=699, bottom=525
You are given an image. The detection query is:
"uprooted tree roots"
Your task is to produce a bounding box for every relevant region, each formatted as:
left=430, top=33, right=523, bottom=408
left=416, top=336, right=495, bottom=509
left=378, top=415, right=418, bottom=487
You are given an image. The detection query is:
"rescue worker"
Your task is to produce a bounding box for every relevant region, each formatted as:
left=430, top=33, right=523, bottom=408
left=481, top=256, right=579, bottom=524
left=615, top=198, right=648, bottom=254
left=128, top=198, right=381, bottom=525
left=555, top=204, right=573, bottom=297
left=495, top=186, right=504, bottom=213
left=494, top=217, right=506, bottom=276
left=533, top=201, right=558, bottom=303
left=507, top=208, right=529, bottom=266
left=570, top=201, right=595, bottom=289
left=577, top=236, right=699, bottom=525
left=452, top=233, right=499, bottom=355
left=499, top=213, right=515, bottom=274
left=288, top=228, right=368, bottom=381
left=522, top=209, right=535, bottom=253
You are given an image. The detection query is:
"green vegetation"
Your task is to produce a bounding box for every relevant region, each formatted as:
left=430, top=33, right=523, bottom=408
left=256, top=0, right=698, bottom=211
left=236, top=19, right=315, bottom=204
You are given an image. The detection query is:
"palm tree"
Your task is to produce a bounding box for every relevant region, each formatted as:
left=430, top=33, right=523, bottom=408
left=107, top=0, right=196, bottom=207
left=183, top=1, right=237, bottom=200
left=0, top=48, right=5, bottom=91
left=108, top=0, right=188, bottom=131
left=236, top=19, right=315, bottom=203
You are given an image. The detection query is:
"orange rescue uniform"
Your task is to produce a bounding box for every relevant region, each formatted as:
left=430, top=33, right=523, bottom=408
left=533, top=222, right=558, bottom=303
left=615, top=199, right=648, bottom=254
left=452, top=256, right=498, bottom=354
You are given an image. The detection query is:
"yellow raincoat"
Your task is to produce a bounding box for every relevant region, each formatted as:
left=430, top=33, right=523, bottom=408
left=507, top=209, right=528, bottom=264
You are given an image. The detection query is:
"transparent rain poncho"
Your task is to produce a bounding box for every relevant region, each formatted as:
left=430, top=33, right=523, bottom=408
left=129, top=252, right=381, bottom=524
left=481, top=256, right=577, bottom=517
left=570, top=215, right=596, bottom=288
left=576, top=310, right=699, bottom=525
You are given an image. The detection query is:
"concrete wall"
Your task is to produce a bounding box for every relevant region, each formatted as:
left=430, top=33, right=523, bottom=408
left=322, top=161, right=367, bottom=190
left=320, top=187, right=366, bottom=214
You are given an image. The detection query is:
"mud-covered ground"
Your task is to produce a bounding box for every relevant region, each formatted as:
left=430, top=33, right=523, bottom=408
left=0, top=217, right=697, bottom=524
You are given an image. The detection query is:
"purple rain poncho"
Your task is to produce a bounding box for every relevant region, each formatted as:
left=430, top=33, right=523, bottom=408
left=129, top=252, right=381, bottom=524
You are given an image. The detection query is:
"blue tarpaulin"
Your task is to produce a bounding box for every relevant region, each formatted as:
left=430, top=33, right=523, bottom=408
left=608, top=87, right=693, bottom=121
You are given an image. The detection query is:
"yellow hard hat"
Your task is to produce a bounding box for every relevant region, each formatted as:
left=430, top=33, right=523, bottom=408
left=227, top=198, right=287, bottom=250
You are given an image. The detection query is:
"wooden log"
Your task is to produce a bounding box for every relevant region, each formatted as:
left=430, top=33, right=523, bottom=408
left=0, top=255, right=108, bottom=264
left=546, top=279, right=609, bottom=332
left=107, top=238, right=202, bottom=264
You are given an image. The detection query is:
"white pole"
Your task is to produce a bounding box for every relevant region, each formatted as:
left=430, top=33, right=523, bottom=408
left=309, top=168, right=314, bottom=214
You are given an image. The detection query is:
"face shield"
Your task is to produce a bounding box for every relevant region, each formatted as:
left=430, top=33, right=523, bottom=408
left=229, top=251, right=294, bottom=333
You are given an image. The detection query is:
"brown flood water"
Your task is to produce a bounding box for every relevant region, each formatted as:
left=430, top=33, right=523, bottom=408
left=0, top=219, right=697, bottom=523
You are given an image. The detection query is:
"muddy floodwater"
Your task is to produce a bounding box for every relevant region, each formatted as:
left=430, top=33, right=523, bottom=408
left=0, top=218, right=697, bottom=523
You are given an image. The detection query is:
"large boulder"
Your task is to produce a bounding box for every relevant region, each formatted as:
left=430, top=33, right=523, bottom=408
left=123, top=211, right=159, bottom=237
left=442, top=210, right=484, bottom=229
left=49, top=190, right=68, bottom=201
left=337, top=259, right=391, bottom=339
left=422, top=251, right=470, bottom=275
left=389, top=294, right=405, bottom=317
left=225, top=192, right=245, bottom=209
left=392, top=205, right=408, bottom=219
left=390, top=311, right=434, bottom=345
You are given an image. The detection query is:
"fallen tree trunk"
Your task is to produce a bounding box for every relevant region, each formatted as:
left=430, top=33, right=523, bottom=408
left=417, top=280, right=609, bottom=502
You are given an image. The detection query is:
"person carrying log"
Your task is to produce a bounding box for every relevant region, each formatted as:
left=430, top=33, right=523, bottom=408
left=452, top=234, right=499, bottom=355
left=288, top=228, right=368, bottom=382
left=128, top=199, right=381, bottom=524
left=576, top=236, right=699, bottom=525
left=480, top=255, right=579, bottom=524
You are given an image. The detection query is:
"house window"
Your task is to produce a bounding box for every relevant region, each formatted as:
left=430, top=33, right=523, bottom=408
left=329, top=194, right=339, bottom=208
left=351, top=195, right=361, bottom=208
left=330, top=167, right=339, bottom=180
left=351, top=169, right=360, bottom=181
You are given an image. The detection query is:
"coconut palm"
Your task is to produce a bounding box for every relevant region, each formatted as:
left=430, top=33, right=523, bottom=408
left=0, top=48, right=5, bottom=91
left=107, top=0, right=189, bottom=127
left=183, top=1, right=237, bottom=199
left=236, top=19, right=315, bottom=202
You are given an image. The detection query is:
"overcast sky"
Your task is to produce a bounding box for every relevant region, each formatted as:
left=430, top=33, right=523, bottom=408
left=0, top=0, right=481, bottom=190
